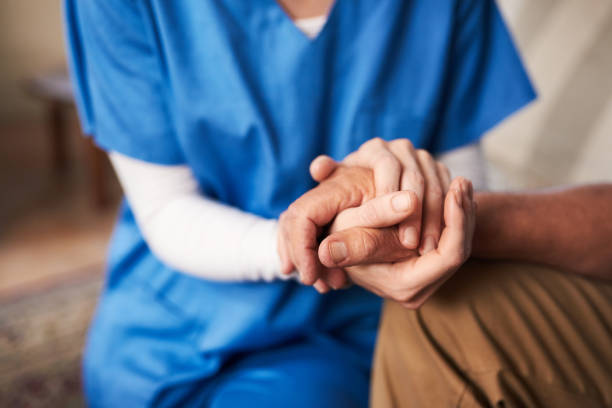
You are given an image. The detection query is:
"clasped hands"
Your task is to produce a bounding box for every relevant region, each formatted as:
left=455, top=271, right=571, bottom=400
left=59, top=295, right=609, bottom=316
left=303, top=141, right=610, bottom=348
left=278, top=138, right=476, bottom=308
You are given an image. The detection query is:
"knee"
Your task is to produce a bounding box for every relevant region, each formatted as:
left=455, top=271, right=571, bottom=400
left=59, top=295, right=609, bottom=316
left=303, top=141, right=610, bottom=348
left=375, top=260, right=558, bottom=375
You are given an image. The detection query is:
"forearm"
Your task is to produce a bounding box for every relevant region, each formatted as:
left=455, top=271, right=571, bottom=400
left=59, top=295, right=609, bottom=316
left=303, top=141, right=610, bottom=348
left=472, top=184, right=612, bottom=280
left=143, top=194, right=286, bottom=281
left=110, top=152, right=291, bottom=282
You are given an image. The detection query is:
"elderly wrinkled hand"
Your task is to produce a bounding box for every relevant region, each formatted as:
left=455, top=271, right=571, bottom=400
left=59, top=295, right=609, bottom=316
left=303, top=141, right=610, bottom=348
left=277, top=165, right=417, bottom=289
left=311, top=138, right=451, bottom=255
left=278, top=137, right=452, bottom=293
left=324, top=177, right=476, bottom=308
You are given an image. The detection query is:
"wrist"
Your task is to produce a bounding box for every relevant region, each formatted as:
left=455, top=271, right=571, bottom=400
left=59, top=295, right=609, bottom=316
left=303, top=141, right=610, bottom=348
left=471, top=191, right=531, bottom=260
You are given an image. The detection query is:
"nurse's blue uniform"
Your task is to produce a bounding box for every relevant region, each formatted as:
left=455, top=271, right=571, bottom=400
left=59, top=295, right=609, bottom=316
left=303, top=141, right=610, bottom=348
left=64, top=0, right=535, bottom=406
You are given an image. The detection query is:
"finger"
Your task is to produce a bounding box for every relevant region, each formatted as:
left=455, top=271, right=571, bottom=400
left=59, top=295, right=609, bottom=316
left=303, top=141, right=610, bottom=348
left=319, top=227, right=414, bottom=268
left=277, top=231, right=294, bottom=275
left=285, top=167, right=375, bottom=285
left=286, top=213, right=323, bottom=285
left=403, top=177, right=470, bottom=286
left=321, top=267, right=350, bottom=290
left=331, top=191, right=417, bottom=231
left=461, top=179, right=477, bottom=254
left=310, top=155, right=338, bottom=182
left=436, top=178, right=475, bottom=268
left=344, top=138, right=401, bottom=195
left=313, top=279, right=331, bottom=294
left=295, top=166, right=375, bottom=228
left=437, top=162, right=451, bottom=193
left=416, top=150, right=445, bottom=255
left=388, top=139, right=425, bottom=249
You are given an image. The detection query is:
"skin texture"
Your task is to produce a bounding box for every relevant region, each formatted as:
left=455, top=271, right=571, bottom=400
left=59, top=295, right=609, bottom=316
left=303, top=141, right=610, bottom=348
left=277, top=165, right=376, bottom=288
left=471, top=185, right=612, bottom=281
left=278, top=138, right=449, bottom=292
left=312, top=139, right=450, bottom=256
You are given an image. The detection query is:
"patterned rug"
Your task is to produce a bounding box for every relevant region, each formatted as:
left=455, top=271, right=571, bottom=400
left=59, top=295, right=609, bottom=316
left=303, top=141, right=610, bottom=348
left=0, top=264, right=103, bottom=407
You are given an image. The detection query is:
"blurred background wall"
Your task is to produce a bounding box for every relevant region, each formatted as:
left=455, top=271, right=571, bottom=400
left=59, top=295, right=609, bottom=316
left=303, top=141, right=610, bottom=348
left=0, top=1, right=610, bottom=406
left=0, top=0, right=66, bottom=122
left=490, top=0, right=612, bottom=188
left=0, top=2, right=116, bottom=406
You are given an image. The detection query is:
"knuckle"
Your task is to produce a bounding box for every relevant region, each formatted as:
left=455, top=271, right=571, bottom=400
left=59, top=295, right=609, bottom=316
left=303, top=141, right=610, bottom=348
left=370, top=137, right=386, bottom=148
left=279, top=210, right=294, bottom=226
left=342, top=152, right=356, bottom=164
left=286, top=202, right=301, bottom=217
left=363, top=137, right=386, bottom=152
left=416, top=149, right=433, bottom=163
left=377, top=154, right=401, bottom=173
left=393, top=138, right=415, bottom=153
left=358, top=230, right=380, bottom=258
left=404, top=170, right=425, bottom=191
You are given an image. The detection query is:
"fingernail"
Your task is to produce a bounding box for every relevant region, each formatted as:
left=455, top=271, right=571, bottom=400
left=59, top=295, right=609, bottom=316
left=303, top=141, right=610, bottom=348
left=391, top=192, right=412, bottom=212
left=329, top=241, right=347, bottom=264
left=402, top=226, right=418, bottom=248
left=422, top=236, right=436, bottom=254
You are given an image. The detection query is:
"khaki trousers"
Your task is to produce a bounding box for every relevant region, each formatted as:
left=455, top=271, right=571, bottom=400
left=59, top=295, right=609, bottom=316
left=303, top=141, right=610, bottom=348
left=371, top=261, right=612, bottom=408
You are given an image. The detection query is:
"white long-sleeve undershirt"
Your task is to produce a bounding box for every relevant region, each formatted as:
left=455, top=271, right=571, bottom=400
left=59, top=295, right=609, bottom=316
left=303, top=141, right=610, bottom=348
left=110, top=152, right=290, bottom=281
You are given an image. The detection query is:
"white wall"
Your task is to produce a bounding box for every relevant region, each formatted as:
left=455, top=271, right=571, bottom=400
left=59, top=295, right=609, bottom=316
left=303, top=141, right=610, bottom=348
left=488, top=0, right=612, bottom=188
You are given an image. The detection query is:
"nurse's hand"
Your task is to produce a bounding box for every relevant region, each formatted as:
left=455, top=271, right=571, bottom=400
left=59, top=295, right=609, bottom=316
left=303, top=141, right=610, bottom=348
left=311, top=138, right=450, bottom=256
left=278, top=165, right=418, bottom=289
left=333, top=177, right=476, bottom=309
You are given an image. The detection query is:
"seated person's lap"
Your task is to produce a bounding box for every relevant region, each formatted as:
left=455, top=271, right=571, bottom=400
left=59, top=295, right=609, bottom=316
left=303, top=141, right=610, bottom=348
left=85, top=284, right=373, bottom=408
left=372, top=260, right=612, bottom=408
left=155, top=338, right=371, bottom=408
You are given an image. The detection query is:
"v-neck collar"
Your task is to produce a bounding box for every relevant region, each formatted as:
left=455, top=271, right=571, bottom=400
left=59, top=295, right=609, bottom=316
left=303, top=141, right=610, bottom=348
left=268, top=0, right=341, bottom=43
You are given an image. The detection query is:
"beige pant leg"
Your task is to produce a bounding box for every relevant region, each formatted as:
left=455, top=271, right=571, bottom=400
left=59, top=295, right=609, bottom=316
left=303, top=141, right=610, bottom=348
left=371, top=260, right=612, bottom=408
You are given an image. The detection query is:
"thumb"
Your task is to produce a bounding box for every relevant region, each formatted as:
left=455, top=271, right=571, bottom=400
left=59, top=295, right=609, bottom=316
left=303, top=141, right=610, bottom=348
left=319, top=227, right=415, bottom=268
left=331, top=190, right=417, bottom=232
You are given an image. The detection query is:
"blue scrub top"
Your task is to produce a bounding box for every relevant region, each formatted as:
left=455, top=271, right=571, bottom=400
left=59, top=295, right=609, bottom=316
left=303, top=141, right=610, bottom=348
left=65, top=0, right=534, bottom=383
